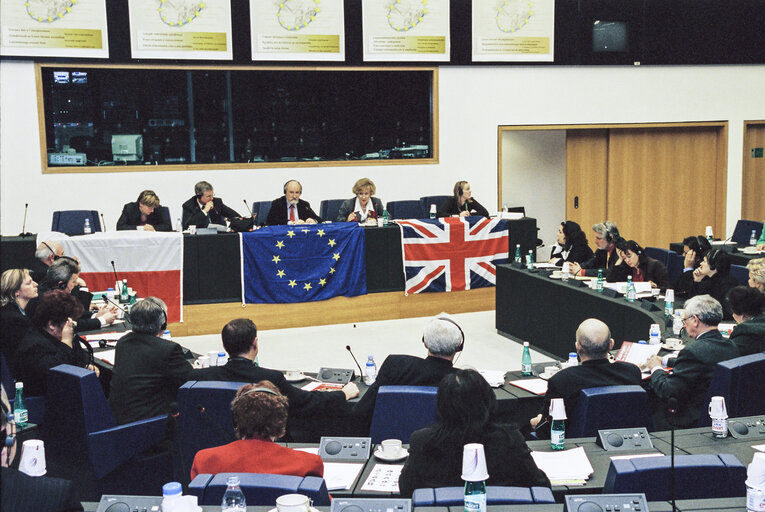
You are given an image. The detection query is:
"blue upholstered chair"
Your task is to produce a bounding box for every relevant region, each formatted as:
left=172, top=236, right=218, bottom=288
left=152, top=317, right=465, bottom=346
left=1, top=353, right=45, bottom=425
left=731, top=219, right=763, bottom=245
left=603, top=453, right=746, bottom=500
left=252, top=201, right=272, bottom=225
left=667, top=252, right=686, bottom=286
left=644, top=247, right=671, bottom=267
left=568, top=385, right=654, bottom=437
left=700, top=352, right=765, bottom=426
left=730, top=264, right=749, bottom=286
left=41, top=364, right=171, bottom=499
left=369, top=385, right=437, bottom=443
left=51, top=210, right=101, bottom=235
left=386, top=200, right=423, bottom=220
left=156, top=206, right=172, bottom=229
left=319, top=199, right=346, bottom=223
left=412, top=486, right=555, bottom=506
left=189, top=473, right=330, bottom=506
left=419, top=196, right=451, bottom=218
left=175, top=380, right=243, bottom=481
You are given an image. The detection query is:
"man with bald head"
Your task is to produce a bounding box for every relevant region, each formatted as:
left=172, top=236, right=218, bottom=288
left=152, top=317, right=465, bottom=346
left=530, top=318, right=642, bottom=429
left=266, top=179, right=322, bottom=225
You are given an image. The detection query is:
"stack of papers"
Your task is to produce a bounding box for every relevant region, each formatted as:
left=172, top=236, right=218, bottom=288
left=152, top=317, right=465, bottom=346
left=507, top=378, right=548, bottom=395
left=530, top=446, right=594, bottom=486
left=292, top=447, right=364, bottom=491
left=615, top=342, right=661, bottom=367
left=478, top=370, right=507, bottom=388
left=360, top=464, right=403, bottom=492
left=603, top=281, right=653, bottom=295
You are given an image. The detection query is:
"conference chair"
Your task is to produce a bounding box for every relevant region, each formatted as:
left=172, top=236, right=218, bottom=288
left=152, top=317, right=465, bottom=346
left=320, top=199, right=345, bottom=223
left=731, top=219, right=763, bottom=245
left=644, top=247, right=671, bottom=267
left=189, top=473, right=330, bottom=506
left=156, top=205, right=172, bottom=229
left=41, top=364, right=171, bottom=500
left=175, top=380, right=242, bottom=482
left=603, top=453, right=746, bottom=501
left=568, top=385, right=654, bottom=437
left=386, top=200, right=422, bottom=220
left=369, top=385, right=437, bottom=443
left=1, top=353, right=45, bottom=425
left=252, top=201, right=272, bottom=226
left=699, top=352, right=765, bottom=426
left=419, top=195, right=450, bottom=218
left=412, top=486, right=555, bottom=506
left=729, top=264, right=749, bottom=286
left=667, top=252, right=686, bottom=286
left=51, top=210, right=101, bottom=235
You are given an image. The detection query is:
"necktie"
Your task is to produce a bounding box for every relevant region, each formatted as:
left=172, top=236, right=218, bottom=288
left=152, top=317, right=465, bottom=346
left=289, top=205, right=295, bottom=222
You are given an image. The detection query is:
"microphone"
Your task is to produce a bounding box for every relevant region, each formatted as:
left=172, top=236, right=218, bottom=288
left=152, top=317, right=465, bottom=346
left=243, top=199, right=255, bottom=218
left=668, top=397, right=678, bottom=512
left=111, top=260, right=120, bottom=284
left=100, top=213, right=107, bottom=232
left=20, top=203, right=32, bottom=237
left=346, top=345, right=364, bottom=380
left=103, top=295, right=130, bottom=317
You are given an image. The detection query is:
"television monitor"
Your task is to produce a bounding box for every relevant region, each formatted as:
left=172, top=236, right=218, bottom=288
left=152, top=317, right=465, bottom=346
left=111, top=134, right=144, bottom=162
left=592, top=21, right=628, bottom=52
left=53, top=71, right=70, bottom=84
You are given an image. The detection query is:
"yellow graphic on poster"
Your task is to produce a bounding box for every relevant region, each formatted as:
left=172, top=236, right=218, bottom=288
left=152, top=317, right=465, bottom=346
left=1, top=0, right=109, bottom=57
left=362, top=0, right=450, bottom=62
left=128, top=0, right=233, bottom=60
left=471, top=0, right=554, bottom=62
left=250, top=0, right=345, bottom=61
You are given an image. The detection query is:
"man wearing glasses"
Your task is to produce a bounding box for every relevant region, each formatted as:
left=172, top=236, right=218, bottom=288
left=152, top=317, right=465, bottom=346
left=643, top=294, right=740, bottom=429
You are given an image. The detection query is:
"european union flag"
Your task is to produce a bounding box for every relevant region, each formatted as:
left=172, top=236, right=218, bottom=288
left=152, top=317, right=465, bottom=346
left=241, top=223, right=367, bottom=303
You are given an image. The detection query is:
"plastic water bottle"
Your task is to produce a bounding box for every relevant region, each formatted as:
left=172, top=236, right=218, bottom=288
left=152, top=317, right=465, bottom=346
left=177, top=217, right=182, bottom=232
left=746, top=453, right=765, bottom=512
left=649, top=324, right=661, bottom=345
left=709, top=396, right=728, bottom=439
left=429, top=204, right=437, bottom=219
left=364, top=355, right=377, bottom=385
left=120, top=278, right=129, bottom=303
left=221, top=475, right=246, bottom=512
left=567, top=352, right=578, bottom=367
left=561, top=261, right=570, bottom=282
left=521, top=342, right=533, bottom=376
left=626, top=276, right=636, bottom=303
left=382, top=209, right=390, bottom=227
left=162, top=330, right=172, bottom=340
left=596, top=268, right=604, bottom=293
left=218, top=352, right=228, bottom=366
left=706, top=225, right=714, bottom=242
left=161, top=481, right=182, bottom=511
left=551, top=418, right=566, bottom=450
left=464, top=479, right=487, bottom=512
left=83, top=218, right=92, bottom=234
left=514, top=244, right=522, bottom=264
left=14, top=382, right=28, bottom=427
left=526, top=250, right=534, bottom=270
left=752, top=230, right=758, bottom=247
left=665, top=289, right=675, bottom=318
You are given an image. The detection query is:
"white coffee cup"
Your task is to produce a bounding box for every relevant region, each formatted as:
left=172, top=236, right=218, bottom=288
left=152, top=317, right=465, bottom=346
left=207, top=350, right=219, bottom=367
left=381, top=439, right=402, bottom=457
left=19, top=439, right=46, bottom=476
left=276, top=494, right=311, bottom=512
left=285, top=369, right=304, bottom=380
left=193, top=355, right=210, bottom=368
left=551, top=270, right=562, bottom=278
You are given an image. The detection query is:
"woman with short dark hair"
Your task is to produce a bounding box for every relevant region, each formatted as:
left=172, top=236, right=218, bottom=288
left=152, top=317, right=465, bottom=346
left=686, top=249, right=739, bottom=319
left=190, top=381, right=324, bottom=479
left=726, top=286, right=765, bottom=355
left=606, top=240, right=671, bottom=289
left=548, top=220, right=594, bottom=267
left=398, top=369, right=549, bottom=497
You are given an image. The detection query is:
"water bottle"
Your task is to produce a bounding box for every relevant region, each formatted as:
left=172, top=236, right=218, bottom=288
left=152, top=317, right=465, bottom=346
left=14, top=382, right=28, bottom=427
left=161, top=481, right=182, bottom=511
left=521, top=342, right=532, bottom=376
left=706, top=225, right=713, bottom=242
left=526, top=250, right=534, bottom=270
left=83, top=218, right=92, bottom=234
left=665, top=289, right=674, bottom=318
left=596, top=268, right=604, bottom=293
left=567, top=352, right=578, bottom=367
left=673, top=311, right=684, bottom=335
left=177, top=217, right=182, bottom=232
left=626, top=276, right=636, bottom=303
left=649, top=324, right=661, bottom=345
left=746, top=452, right=765, bottom=512
left=218, top=351, right=228, bottom=366
left=709, top=396, right=728, bottom=439
left=162, top=330, right=172, bottom=340
left=221, top=475, right=246, bottom=512
left=464, top=479, right=487, bottom=512
left=514, top=244, right=522, bottom=264
left=120, top=278, right=129, bottom=303
left=551, top=418, right=566, bottom=450
left=382, top=209, right=390, bottom=227
left=561, top=261, right=570, bottom=282
left=429, top=204, right=437, bottom=219
left=752, top=230, right=758, bottom=247
left=364, top=355, right=377, bottom=385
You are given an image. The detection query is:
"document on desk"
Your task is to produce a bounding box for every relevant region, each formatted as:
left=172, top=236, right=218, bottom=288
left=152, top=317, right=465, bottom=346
left=292, top=447, right=364, bottom=490
left=615, top=341, right=661, bottom=366
left=530, top=446, right=594, bottom=485
left=360, top=464, right=403, bottom=493
left=508, top=378, right=548, bottom=395
left=96, top=349, right=116, bottom=365
left=479, top=370, right=507, bottom=388
left=753, top=444, right=765, bottom=452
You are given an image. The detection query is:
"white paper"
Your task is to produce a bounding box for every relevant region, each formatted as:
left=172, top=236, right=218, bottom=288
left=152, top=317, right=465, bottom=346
left=753, top=444, right=765, bottom=452
left=96, top=349, right=116, bottom=365
left=533, top=262, right=558, bottom=269
left=530, top=446, right=594, bottom=481
left=496, top=212, right=524, bottom=220
left=615, top=342, right=661, bottom=366
left=361, top=464, right=403, bottom=492
left=609, top=452, right=664, bottom=461
left=508, top=378, right=548, bottom=395
left=323, top=462, right=365, bottom=491
left=479, top=370, right=506, bottom=388
left=604, top=281, right=653, bottom=294
left=82, top=330, right=130, bottom=342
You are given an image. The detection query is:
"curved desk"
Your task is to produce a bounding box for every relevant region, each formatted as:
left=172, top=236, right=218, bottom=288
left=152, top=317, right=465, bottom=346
left=496, top=264, right=666, bottom=360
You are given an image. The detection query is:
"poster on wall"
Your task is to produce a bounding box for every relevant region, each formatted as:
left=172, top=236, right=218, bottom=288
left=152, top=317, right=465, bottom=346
left=250, top=0, right=345, bottom=61
left=0, top=0, right=109, bottom=58
left=471, top=0, right=555, bottom=62
left=128, top=0, right=233, bottom=60
left=362, top=0, right=450, bottom=62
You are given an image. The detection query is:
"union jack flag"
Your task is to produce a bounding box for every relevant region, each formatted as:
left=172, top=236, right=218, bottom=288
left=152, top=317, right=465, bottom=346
left=398, top=217, right=509, bottom=294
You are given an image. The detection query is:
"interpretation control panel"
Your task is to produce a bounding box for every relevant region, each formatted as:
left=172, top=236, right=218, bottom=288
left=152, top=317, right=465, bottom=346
left=596, top=427, right=654, bottom=451
left=565, top=493, right=649, bottom=512
left=728, top=415, right=765, bottom=440
left=318, top=367, right=355, bottom=384
left=331, top=498, right=411, bottom=512
left=95, top=495, right=162, bottom=512
left=319, top=436, right=372, bottom=461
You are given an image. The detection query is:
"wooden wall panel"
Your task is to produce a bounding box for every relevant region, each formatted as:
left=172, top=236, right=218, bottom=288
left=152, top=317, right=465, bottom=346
left=566, top=130, right=609, bottom=234
left=606, top=127, right=723, bottom=249
left=743, top=122, right=765, bottom=220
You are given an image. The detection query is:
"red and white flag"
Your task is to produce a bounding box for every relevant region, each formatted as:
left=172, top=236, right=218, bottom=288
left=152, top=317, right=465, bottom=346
left=44, top=232, right=183, bottom=322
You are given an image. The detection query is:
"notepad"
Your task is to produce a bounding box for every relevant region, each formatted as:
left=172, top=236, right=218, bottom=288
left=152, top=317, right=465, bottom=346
left=508, top=378, right=548, bottom=395
left=292, top=447, right=364, bottom=490
left=530, top=446, right=594, bottom=485
left=361, top=464, right=403, bottom=493
left=478, top=370, right=507, bottom=388
left=96, top=349, right=116, bottom=365
left=615, top=341, right=661, bottom=366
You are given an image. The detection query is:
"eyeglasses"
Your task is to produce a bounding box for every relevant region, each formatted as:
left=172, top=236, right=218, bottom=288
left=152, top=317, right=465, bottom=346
left=682, top=315, right=696, bottom=324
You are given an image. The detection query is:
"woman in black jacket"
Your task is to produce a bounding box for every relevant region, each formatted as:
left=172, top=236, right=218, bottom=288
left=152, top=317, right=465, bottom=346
left=607, top=240, right=672, bottom=290
left=0, top=269, right=38, bottom=370
left=687, top=249, right=739, bottom=319
left=438, top=181, right=490, bottom=218
left=549, top=221, right=594, bottom=267
left=398, top=369, right=550, bottom=497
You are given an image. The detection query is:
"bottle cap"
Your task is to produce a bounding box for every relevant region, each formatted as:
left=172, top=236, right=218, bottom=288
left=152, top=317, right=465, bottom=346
left=226, top=475, right=240, bottom=486
left=162, top=481, right=182, bottom=496
left=15, top=382, right=23, bottom=389
left=549, top=398, right=567, bottom=420
left=746, top=453, right=765, bottom=488
left=708, top=396, right=728, bottom=419
left=569, top=352, right=577, bottom=359
left=523, top=341, right=529, bottom=347
left=461, top=443, right=489, bottom=481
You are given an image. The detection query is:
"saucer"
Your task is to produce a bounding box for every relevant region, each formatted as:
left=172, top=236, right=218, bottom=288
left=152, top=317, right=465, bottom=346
left=268, top=507, right=321, bottom=512
left=549, top=273, right=563, bottom=280
left=374, top=447, right=409, bottom=462
left=741, top=247, right=760, bottom=254
left=284, top=372, right=306, bottom=382
left=661, top=340, right=684, bottom=351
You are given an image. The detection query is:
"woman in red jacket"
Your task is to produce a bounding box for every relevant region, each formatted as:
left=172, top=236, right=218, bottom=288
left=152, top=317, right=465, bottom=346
left=190, top=381, right=323, bottom=479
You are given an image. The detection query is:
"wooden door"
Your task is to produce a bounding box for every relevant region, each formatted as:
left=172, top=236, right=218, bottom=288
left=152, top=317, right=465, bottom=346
left=743, top=122, right=765, bottom=220
left=566, top=130, right=608, bottom=235
left=606, top=126, right=725, bottom=249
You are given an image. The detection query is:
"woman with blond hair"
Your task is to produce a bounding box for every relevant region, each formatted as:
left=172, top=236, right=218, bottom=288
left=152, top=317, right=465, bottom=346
left=747, top=258, right=765, bottom=293
left=0, top=269, right=38, bottom=369
left=117, top=189, right=172, bottom=231
left=337, top=178, right=384, bottom=223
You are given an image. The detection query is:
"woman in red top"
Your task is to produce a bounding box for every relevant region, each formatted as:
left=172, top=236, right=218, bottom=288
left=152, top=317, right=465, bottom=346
left=190, top=381, right=323, bottom=480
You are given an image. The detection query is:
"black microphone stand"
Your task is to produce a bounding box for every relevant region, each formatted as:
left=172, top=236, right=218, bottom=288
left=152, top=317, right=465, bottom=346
left=20, top=203, right=33, bottom=237
left=346, top=345, right=364, bottom=381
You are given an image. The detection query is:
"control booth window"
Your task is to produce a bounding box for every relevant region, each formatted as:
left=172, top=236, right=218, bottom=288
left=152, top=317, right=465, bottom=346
left=38, top=65, right=437, bottom=171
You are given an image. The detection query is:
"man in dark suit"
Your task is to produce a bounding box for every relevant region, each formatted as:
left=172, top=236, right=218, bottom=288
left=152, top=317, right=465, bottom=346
left=108, top=297, right=192, bottom=424
left=265, top=179, right=322, bottom=225
left=1, top=388, right=83, bottom=512
left=644, top=294, right=740, bottom=429
left=191, top=318, right=357, bottom=439
left=529, top=318, right=643, bottom=430
left=350, top=315, right=464, bottom=434
left=116, top=190, right=172, bottom=232
left=181, top=181, right=242, bottom=230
